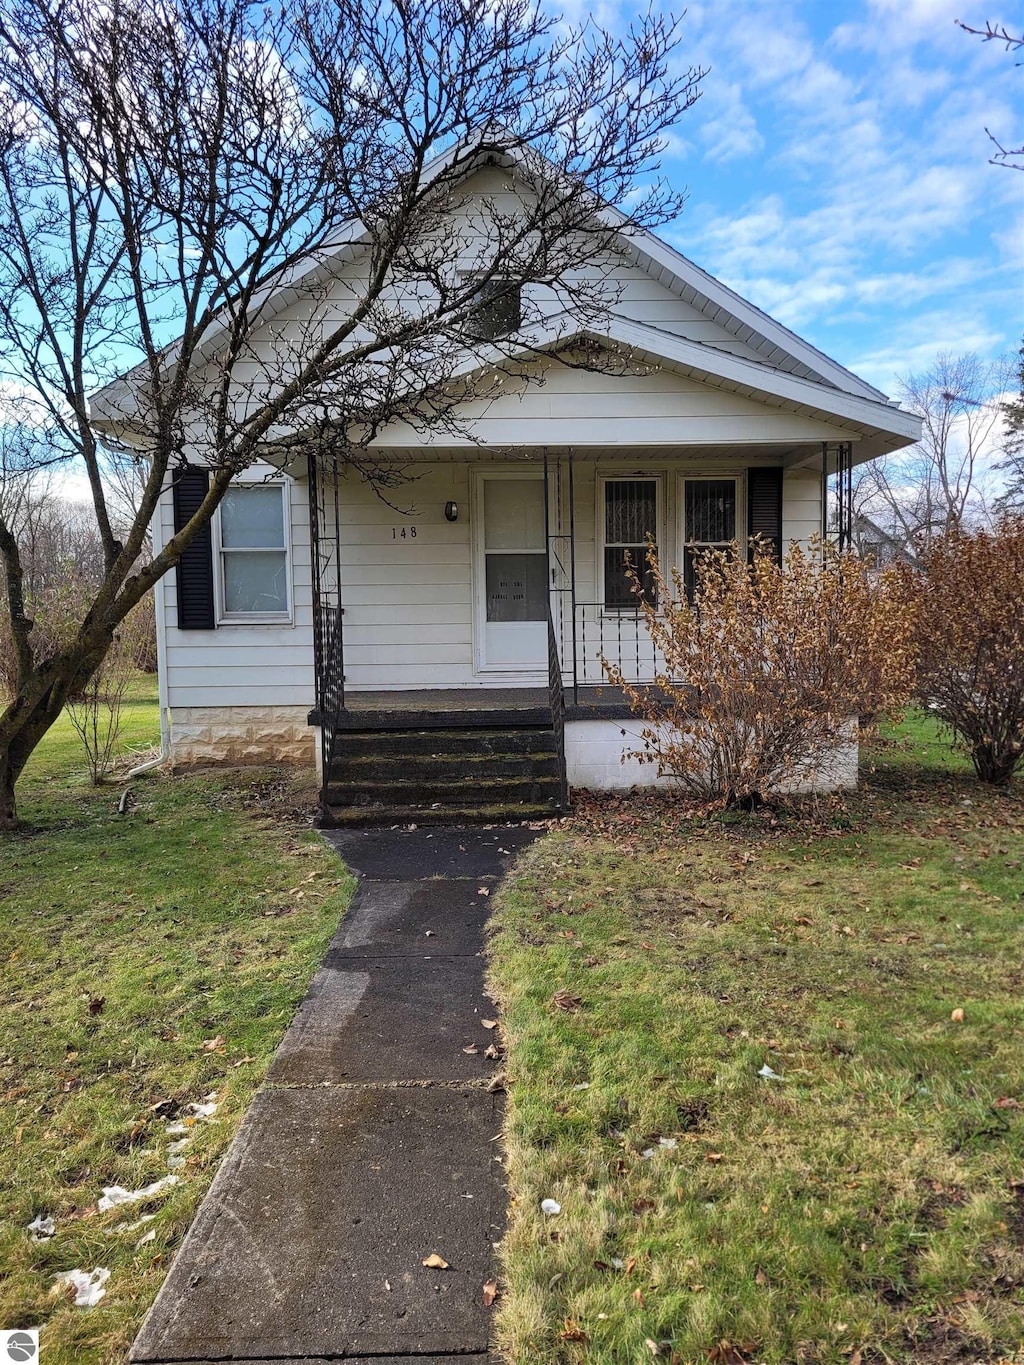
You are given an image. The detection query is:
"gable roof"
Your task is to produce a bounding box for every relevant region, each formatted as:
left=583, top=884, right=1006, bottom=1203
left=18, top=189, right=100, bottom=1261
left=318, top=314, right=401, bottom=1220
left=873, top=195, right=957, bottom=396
left=92, top=131, right=916, bottom=450
left=337, top=309, right=919, bottom=462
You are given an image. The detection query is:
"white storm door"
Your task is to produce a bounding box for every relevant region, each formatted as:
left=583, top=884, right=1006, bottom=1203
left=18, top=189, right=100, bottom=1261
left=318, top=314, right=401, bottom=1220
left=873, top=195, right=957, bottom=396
left=478, top=473, right=547, bottom=671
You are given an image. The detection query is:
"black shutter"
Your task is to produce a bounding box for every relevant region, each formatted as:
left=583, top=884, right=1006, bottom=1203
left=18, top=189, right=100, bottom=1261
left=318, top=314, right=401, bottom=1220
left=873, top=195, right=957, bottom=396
left=747, top=467, right=784, bottom=564
left=172, top=466, right=216, bottom=630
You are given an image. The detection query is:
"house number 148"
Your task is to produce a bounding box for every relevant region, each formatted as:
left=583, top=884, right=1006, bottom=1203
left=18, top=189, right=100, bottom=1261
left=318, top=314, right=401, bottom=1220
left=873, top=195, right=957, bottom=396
left=392, top=526, right=417, bottom=539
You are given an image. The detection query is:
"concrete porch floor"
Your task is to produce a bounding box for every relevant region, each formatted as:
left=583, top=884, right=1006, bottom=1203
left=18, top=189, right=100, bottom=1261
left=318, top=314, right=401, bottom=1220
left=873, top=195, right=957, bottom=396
left=344, top=687, right=549, bottom=711
left=341, top=685, right=655, bottom=720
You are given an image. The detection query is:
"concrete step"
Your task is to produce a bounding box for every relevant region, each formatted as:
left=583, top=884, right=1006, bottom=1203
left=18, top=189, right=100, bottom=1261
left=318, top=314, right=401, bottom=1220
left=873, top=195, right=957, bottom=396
left=334, top=707, right=551, bottom=731
left=324, top=775, right=563, bottom=808
left=320, top=801, right=560, bottom=828
left=333, top=726, right=557, bottom=758
left=330, top=751, right=561, bottom=783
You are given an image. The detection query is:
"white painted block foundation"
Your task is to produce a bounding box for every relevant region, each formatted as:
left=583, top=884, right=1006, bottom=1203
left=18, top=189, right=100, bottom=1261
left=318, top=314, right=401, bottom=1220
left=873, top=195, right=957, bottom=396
left=565, top=718, right=859, bottom=795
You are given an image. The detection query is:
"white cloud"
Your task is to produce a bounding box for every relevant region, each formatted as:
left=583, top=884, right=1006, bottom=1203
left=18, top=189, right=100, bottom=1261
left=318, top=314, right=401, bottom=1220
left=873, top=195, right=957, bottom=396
left=648, top=0, right=1021, bottom=394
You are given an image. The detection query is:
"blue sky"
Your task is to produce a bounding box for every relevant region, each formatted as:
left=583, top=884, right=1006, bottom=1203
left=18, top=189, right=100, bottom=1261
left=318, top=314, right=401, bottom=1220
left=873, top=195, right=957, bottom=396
left=596, top=0, right=1023, bottom=398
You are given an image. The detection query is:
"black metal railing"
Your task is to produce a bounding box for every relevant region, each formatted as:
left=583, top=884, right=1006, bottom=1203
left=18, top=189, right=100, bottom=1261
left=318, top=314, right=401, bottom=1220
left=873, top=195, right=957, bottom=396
left=314, top=602, right=345, bottom=777
left=568, top=602, right=660, bottom=700
left=547, top=605, right=568, bottom=810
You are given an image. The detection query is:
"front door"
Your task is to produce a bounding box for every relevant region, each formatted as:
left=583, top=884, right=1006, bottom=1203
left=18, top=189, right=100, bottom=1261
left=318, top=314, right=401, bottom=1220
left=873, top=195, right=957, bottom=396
left=477, top=472, right=547, bottom=672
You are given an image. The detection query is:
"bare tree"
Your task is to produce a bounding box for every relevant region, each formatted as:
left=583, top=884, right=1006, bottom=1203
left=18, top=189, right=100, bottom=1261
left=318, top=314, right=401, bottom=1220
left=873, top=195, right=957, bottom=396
left=956, top=20, right=1023, bottom=170
left=996, top=342, right=1024, bottom=510
left=0, top=452, right=155, bottom=698
left=856, top=352, right=1007, bottom=553
left=0, top=0, right=705, bottom=825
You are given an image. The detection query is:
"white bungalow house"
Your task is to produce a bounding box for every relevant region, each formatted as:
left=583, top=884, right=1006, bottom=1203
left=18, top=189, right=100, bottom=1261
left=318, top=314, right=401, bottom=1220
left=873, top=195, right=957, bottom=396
left=94, top=147, right=921, bottom=824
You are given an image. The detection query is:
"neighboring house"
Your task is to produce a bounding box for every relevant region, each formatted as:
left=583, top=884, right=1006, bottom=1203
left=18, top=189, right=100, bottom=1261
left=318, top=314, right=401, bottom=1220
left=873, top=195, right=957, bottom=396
left=853, top=513, right=920, bottom=569
left=93, top=145, right=921, bottom=824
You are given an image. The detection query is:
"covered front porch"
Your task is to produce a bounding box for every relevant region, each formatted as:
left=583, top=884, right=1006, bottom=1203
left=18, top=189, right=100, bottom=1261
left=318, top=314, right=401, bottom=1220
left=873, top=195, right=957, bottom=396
left=307, top=440, right=855, bottom=821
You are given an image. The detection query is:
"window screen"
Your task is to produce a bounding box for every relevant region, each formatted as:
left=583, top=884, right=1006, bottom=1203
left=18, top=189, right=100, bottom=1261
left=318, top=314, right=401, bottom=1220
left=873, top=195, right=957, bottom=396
left=220, top=484, right=289, bottom=615
left=683, top=479, right=736, bottom=597
left=603, top=479, right=658, bottom=609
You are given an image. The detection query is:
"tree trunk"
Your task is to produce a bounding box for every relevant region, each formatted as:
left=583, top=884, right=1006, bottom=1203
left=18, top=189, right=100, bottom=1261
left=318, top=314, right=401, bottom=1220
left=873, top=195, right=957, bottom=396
left=0, top=645, right=108, bottom=828
left=0, top=719, right=48, bottom=828
left=971, top=742, right=1020, bottom=786
left=0, top=754, right=18, bottom=829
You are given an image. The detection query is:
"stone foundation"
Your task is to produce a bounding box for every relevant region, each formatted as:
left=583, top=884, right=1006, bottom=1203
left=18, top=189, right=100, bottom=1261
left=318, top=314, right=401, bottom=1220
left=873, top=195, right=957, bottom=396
left=169, top=706, right=315, bottom=768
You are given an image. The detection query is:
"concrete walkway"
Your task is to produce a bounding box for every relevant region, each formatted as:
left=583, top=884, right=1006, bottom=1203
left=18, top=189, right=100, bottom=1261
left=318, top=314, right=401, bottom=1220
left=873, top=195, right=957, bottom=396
left=131, top=824, right=537, bottom=1364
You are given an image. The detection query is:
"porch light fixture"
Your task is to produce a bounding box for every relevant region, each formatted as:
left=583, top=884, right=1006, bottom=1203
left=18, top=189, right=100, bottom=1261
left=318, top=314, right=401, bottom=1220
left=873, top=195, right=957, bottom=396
left=444, top=500, right=459, bottom=522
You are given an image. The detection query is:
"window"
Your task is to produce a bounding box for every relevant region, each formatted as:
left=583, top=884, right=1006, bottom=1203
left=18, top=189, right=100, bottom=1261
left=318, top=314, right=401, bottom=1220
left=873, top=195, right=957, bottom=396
left=602, top=478, right=658, bottom=610
left=218, top=483, right=290, bottom=619
left=683, top=478, right=737, bottom=597
left=463, top=277, right=522, bottom=340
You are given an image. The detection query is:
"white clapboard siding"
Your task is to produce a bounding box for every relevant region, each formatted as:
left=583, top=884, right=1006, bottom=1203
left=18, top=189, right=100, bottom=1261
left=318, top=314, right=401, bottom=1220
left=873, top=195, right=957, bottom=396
left=782, top=468, right=823, bottom=549
left=368, top=363, right=859, bottom=449
left=159, top=468, right=316, bottom=711
left=159, top=453, right=824, bottom=702
left=208, top=163, right=802, bottom=400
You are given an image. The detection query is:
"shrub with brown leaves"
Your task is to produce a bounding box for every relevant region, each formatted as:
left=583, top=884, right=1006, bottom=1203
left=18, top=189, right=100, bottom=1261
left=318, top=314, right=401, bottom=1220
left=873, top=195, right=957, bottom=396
left=910, top=517, right=1024, bottom=785
left=605, top=538, right=917, bottom=809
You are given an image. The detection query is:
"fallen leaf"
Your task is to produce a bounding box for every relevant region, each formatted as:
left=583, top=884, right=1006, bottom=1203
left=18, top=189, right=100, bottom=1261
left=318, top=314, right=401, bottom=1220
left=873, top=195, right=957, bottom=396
left=708, top=1341, right=752, bottom=1365
left=995, top=1097, right=1023, bottom=1110
left=632, top=1286, right=646, bottom=1306
left=421, top=1253, right=449, bottom=1269
left=559, top=1321, right=588, bottom=1342
left=481, top=1019, right=498, bottom=1029
left=482, top=1278, right=498, bottom=1306
left=201, top=1036, right=226, bottom=1052
left=754, top=1268, right=767, bottom=1285
left=951, top=1007, right=965, bottom=1022
left=551, top=989, right=582, bottom=1012
left=705, top=1151, right=724, bottom=1163
left=88, top=997, right=105, bottom=1016
left=483, top=1043, right=500, bottom=1060
left=477, top=886, right=490, bottom=897
left=462, top=1044, right=479, bottom=1054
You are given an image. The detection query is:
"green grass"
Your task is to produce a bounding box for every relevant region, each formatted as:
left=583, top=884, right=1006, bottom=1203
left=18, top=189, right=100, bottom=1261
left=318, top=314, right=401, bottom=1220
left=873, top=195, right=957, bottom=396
left=0, top=678, right=352, bottom=1364
left=17, top=673, right=164, bottom=792
left=488, top=713, right=1024, bottom=1365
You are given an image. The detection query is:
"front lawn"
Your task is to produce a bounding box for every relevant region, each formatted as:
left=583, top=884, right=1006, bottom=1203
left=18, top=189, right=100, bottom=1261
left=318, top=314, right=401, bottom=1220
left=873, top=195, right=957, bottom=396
left=0, top=680, right=351, bottom=1364
left=489, top=716, right=1024, bottom=1364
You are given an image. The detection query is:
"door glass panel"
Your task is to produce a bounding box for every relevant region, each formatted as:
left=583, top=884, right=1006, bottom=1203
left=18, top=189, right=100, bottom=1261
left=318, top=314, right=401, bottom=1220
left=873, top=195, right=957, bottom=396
left=484, top=478, right=545, bottom=551
left=485, top=553, right=546, bottom=622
